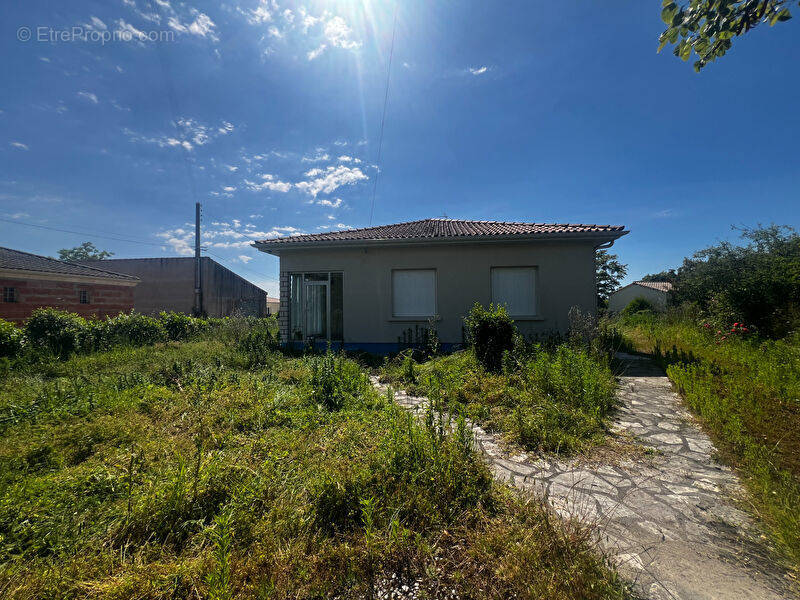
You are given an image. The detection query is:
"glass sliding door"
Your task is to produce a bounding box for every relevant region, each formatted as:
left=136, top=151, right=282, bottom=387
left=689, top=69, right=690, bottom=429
left=304, top=281, right=328, bottom=340
left=288, top=272, right=343, bottom=342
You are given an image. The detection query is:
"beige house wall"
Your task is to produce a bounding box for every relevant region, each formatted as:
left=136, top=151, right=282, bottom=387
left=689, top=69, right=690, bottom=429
left=608, top=284, right=669, bottom=314
left=277, top=240, right=598, bottom=345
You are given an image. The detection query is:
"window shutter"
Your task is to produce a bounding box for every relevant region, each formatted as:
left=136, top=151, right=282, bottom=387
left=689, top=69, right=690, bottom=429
left=392, top=270, right=436, bottom=317
left=491, top=267, right=536, bottom=316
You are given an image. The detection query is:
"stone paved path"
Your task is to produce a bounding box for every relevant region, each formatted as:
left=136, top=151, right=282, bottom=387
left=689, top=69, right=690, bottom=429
left=371, top=354, right=794, bottom=600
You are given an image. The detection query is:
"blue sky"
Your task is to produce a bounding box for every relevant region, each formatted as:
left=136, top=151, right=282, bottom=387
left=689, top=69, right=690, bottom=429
left=1, top=1, right=798, bottom=295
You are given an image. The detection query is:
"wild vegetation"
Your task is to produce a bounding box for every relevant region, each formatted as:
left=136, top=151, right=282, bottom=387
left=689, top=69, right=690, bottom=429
left=618, top=309, right=800, bottom=569
left=381, top=305, right=619, bottom=455
left=615, top=225, right=800, bottom=570
left=0, top=314, right=629, bottom=599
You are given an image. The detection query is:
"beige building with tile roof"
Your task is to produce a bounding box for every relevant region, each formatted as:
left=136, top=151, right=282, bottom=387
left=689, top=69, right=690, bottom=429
left=254, top=218, right=628, bottom=351
left=608, top=280, right=673, bottom=314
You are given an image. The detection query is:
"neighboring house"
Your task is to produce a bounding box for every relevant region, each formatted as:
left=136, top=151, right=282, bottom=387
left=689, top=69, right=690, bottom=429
left=266, top=296, right=280, bottom=316
left=78, top=257, right=269, bottom=318
left=254, top=218, right=628, bottom=352
left=608, top=280, right=673, bottom=313
left=0, top=247, right=139, bottom=324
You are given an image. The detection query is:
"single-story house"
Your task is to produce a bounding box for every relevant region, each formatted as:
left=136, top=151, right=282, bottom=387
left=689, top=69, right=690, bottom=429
left=608, top=280, right=673, bottom=314
left=254, top=218, right=628, bottom=352
left=77, top=257, right=269, bottom=318
left=266, top=296, right=280, bottom=316
left=0, top=247, right=139, bottom=324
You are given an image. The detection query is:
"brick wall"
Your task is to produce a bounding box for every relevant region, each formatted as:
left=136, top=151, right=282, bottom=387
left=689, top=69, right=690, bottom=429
left=278, top=271, right=289, bottom=342
left=0, top=278, right=135, bottom=324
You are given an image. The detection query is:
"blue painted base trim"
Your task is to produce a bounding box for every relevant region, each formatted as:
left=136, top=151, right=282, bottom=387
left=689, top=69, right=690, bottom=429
left=282, top=341, right=462, bottom=355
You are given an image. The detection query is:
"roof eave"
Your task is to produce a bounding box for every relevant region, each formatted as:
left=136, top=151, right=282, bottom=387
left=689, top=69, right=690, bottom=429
left=0, top=268, right=140, bottom=286
left=253, top=229, right=629, bottom=255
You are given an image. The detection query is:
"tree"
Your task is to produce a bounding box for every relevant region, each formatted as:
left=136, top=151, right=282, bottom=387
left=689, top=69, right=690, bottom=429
left=658, top=0, right=795, bottom=72
left=640, top=269, right=678, bottom=283
left=58, top=242, right=114, bottom=261
left=596, top=250, right=628, bottom=307
left=671, top=225, right=800, bottom=336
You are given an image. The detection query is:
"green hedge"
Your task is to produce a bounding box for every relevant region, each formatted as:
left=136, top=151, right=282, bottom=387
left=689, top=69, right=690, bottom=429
left=2, top=309, right=278, bottom=363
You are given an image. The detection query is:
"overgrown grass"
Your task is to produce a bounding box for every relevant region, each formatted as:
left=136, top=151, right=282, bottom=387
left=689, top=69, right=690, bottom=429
left=618, top=310, right=800, bottom=571
left=0, top=338, right=629, bottom=598
left=381, top=344, right=618, bottom=456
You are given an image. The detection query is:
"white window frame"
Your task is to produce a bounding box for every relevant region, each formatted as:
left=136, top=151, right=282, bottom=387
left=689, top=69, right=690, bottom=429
left=391, top=268, right=437, bottom=319
left=490, top=266, right=539, bottom=318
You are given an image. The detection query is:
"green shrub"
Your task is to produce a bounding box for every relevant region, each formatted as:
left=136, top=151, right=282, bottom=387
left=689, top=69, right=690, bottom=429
left=309, top=350, right=370, bottom=411
left=464, top=303, right=515, bottom=373
left=25, top=308, right=88, bottom=358
left=621, top=297, right=655, bottom=316
left=666, top=225, right=800, bottom=337
left=105, top=312, right=166, bottom=346
left=0, top=319, right=24, bottom=358
left=159, top=312, right=202, bottom=341
left=237, top=325, right=276, bottom=367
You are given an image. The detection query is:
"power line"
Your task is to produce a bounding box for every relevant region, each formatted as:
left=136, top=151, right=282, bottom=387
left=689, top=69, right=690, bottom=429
left=0, top=216, right=166, bottom=248
left=368, top=0, right=399, bottom=226
left=1, top=215, right=277, bottom=288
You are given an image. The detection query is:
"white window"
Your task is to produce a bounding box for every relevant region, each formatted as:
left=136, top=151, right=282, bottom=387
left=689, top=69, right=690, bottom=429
left=491, top=267, right=537, bottom=316
left=392, top=269, right=436, bottom=317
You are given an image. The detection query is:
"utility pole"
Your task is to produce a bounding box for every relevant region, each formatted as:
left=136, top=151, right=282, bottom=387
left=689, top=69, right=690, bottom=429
left=193, top=202, right=203, bottom=316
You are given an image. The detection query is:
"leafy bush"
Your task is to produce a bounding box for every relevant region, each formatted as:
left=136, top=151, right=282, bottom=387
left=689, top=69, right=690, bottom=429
left=159, top=311, right=202, bottom=341
left=310, top=350, right=370, bottom=411
left=381, top=344, right=617, bottom=455
left=621, top=297, right=655, bottom=317
left=237, top=325, right=277, bottom=367
left=24, top=308, right=88, bottom=358
left=0, top=319, right=24, bottom=358
left=465, top=303, right=515, bottom=372
left=105, top=312, right=166, bottom=346
left=663, top=225, right=800, bottom=337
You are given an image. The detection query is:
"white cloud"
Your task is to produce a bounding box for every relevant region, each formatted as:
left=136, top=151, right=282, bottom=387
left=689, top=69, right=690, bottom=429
left=238, top=255, right=253, bottom=263
left=469, top=66, right=489, bottom=75
left=243, top=176, right=292, bottom=193
left=168, top=12, right=217, bottom=40
left=10, top=142, right=29, bottom=151
left=77, top=91, right=99, bottom=104
left=244, top=1, right=272, bottom=25
left=301, top=149, right=330, bottom=162
left=324, top=16, right=360, bottom=50
left=158, top=220, right=303, bottom=255
left=125, top=117, right=232, bottom=152
left=316, top=198, right=342, bottom=208
left=225, top=164, right=238, bottom=172
left=336, top=223, right=353, bottom=229
left=115, top=19, right=149, bottom=42
left=307, top=44, right=326, bottom=60
left=337, top=155, right=361, bottom=163
left=85, top=16, right=107, bottom=30
left=223, top=186, right=237, bottom=192
left=188, top=14, right=217, bottom=38
left=295, top=164, right=368, bottom=197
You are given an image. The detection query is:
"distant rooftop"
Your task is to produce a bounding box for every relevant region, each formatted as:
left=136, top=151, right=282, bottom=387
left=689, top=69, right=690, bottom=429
left=633, top=280, right=673, bottom=292
left=0, top=247, right=139, bottom=281
left=254, top=218, right=628, bottom=249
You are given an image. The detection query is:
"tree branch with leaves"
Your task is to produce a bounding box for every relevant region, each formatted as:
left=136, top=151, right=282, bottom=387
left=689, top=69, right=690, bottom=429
left=596, top=250, right=628, bottom=307
left=659, top=0, right=794, bottom=71
left=58, top=242, right=114, bottom=262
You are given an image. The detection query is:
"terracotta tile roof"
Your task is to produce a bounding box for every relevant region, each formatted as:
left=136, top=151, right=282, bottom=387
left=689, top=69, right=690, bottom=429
left=255, top=218, right=628, bottom=247
left=0, top=247, right=139, bottom=281
left=634, top=280, right=673, bottom=292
